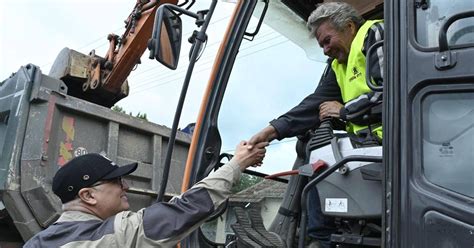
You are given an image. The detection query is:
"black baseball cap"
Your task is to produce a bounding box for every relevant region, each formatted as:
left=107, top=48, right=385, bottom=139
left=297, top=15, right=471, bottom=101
left=52, top=153, right=138, bottom=203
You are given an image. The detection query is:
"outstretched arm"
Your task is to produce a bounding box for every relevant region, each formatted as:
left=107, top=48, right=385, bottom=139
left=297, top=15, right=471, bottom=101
left=249, top=62, right=342, bottom=147
left=115, top=141, right=268, bottom=247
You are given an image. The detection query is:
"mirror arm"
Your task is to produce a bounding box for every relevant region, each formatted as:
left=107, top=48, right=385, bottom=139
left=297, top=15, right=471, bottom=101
left=156, top=0, right=218, bottom=203
left=195, top=10, right=209, bottom=27
left=160, top=3, right=203, bottom=23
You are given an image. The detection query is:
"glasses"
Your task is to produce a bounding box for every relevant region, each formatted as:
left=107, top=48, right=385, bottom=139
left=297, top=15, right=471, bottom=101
left=90, top=177, right=124, bottom=188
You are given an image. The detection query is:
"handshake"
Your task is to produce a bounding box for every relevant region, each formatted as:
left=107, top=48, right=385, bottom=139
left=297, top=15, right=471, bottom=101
left=232, top=140, right=269, bottom=171
left=232, top=125, right=282, bottom=171
left=232, top=125, right=281, bottom=171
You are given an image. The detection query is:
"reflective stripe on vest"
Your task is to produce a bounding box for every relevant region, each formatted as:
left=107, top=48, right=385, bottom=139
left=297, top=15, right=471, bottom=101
left=332, top=20, right=383, bottom=138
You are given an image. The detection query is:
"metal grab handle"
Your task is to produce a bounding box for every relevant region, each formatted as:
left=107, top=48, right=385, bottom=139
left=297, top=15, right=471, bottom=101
left=439, top=11, right=474, bottom=52
left=244, top=0, right=269, bottom=41
left=365, top=40, right=384, bottom=92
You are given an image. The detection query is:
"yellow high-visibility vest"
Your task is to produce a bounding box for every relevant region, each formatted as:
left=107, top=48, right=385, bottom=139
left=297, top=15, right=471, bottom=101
left=332, top=20, right=383, bottom=139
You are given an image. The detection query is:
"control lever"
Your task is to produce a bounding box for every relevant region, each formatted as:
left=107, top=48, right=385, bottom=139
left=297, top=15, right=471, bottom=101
left=264, top=160, right=328, bottom=180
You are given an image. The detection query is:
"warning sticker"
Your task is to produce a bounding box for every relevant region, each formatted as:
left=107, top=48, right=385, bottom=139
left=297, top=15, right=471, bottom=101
left=438, top=142, right=455, bottom=157
left=325, top=198, right=348, bottom=213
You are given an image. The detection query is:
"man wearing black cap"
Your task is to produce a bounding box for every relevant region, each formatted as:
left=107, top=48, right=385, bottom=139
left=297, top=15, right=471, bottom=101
left=24, top=141, right=268, bottom=247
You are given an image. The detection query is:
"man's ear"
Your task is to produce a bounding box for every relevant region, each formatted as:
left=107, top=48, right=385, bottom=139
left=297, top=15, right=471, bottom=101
left=347, top=22, right=357, bottom=36
left=78, top=188, right=98, bottom=205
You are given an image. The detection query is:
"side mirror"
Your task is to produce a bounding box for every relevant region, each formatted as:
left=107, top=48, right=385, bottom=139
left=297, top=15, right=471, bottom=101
left=148, top=6, right=182, bottom=70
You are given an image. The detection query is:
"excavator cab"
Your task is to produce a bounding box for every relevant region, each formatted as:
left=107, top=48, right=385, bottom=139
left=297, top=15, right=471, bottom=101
left=146, top=1, right=386, bottom=247
left=148, top=0, right=474, bottom=247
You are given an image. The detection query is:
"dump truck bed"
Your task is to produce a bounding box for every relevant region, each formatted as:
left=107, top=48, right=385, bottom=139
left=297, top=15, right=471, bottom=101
left=0, top=64, right=190, bottom=242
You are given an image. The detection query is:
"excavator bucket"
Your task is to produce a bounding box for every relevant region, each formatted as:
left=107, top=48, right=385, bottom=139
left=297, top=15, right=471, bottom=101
left=48, top=47, right=129, bottom=107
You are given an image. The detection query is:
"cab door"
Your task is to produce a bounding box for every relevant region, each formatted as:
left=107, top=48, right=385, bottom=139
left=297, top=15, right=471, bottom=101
left=385, top=0, right=474, bottom=247
left=180, top=0, right=260, bottom=247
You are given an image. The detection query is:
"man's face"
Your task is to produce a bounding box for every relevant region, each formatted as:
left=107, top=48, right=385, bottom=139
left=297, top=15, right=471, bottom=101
left=93, top=177, right=130, bottom=218
left=315, top=21, right=355, bottom=64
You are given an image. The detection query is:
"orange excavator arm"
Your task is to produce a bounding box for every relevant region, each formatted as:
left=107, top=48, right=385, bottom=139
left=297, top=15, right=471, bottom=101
left=49, top=0, right=178, bottom=107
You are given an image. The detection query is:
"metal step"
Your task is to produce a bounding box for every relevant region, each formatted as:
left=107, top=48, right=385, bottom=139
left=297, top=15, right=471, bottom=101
left=248, top=209, right=284, bottom=247
left=231, top=223, right=263, bottom=248
left=233, top=207, right=284, bottom=247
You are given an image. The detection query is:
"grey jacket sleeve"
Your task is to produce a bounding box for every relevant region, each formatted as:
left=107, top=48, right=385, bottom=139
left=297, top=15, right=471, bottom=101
left=363, top=21, right=385, bottom=87
left=113, top=159, right=241, bottom=247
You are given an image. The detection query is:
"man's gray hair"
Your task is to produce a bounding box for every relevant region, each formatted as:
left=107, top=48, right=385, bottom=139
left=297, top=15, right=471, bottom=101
left=307, top=2, right=365, bottom=36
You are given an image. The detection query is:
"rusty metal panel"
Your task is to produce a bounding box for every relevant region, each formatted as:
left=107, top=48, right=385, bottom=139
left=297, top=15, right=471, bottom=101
left=48, top=47, right=91, bottom=80
left=0, top=65, right=191, bottom=240
left=48, top=47, right=130, bottom=108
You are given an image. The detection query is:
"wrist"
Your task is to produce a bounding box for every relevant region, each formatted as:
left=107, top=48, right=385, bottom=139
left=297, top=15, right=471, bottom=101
left=264, top=125, right=278, bottom=141
left=228, top=158, right=244, bottom=171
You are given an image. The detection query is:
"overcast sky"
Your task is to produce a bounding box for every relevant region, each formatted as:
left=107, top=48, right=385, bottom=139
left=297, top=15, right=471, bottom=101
left=1, top=0, right=327, bottom=174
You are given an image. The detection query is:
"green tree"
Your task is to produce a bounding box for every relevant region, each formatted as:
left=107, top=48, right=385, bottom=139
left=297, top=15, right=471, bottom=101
left=231, top=174, right=263, bottom=193
left=112, top=105, right=148, bottom=121
left=135, top=112, right=147, bottom=120
left=112, top=105, right=126, bottom=114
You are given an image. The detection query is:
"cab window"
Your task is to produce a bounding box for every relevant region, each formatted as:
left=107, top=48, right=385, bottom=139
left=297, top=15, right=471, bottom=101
left=422, top=92, right=474, bottom=198
left=415, top=0, right=474, bottom=47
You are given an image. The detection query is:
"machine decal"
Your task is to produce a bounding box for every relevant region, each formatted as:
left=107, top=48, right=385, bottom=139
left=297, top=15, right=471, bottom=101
left=58, top=116, right=75, bottom=166
left=325, top=198, right=348, bottom=213
left=74, top=147, right=88, bottom=157
left=439, top=142, right=455, bottom=157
